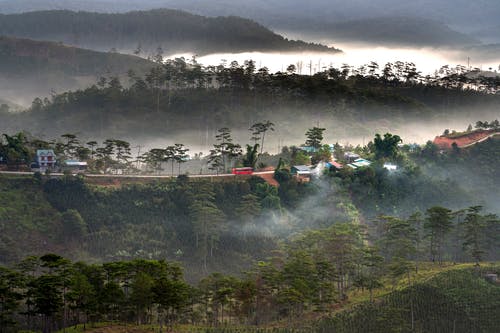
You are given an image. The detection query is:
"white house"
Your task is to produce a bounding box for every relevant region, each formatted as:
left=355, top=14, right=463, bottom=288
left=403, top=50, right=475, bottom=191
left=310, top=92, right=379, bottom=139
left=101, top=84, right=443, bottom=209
left=36, top=150, right=56, bottom=170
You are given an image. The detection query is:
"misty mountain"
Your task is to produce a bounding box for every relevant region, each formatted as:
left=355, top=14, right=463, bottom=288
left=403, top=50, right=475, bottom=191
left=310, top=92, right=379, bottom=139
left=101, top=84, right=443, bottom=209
left=0, top=9, right=339, bottom=56
left=303, top=16, right=478, bottom=47
left=1, top=0, right=498, bottom=45
left=0, top=35, right=154, bottom=105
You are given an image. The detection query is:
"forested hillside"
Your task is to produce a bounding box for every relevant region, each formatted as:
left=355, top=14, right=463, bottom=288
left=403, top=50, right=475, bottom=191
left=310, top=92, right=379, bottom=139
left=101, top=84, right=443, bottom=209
left=1, top=134, right=499, bottom=270
left=318, top=266, right=500, bottom=332
left=1, top=129, right=499, bottom=332
left=0, top=36, right=153, bottom=76
left=2, top=58, right=499, bottom=141
left=0, top=36, right=154, bottom=105
left=0, top=9, right=338, bottom=55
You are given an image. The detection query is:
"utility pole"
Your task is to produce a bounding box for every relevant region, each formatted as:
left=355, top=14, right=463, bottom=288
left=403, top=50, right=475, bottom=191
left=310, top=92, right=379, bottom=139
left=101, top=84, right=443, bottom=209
left=134, top=145, right=144, bottom=171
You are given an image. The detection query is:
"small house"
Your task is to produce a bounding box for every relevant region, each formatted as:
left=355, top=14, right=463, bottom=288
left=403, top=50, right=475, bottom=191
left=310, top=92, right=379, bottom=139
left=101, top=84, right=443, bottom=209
left=344, top=152, right=360, bottom=163
left=291, top=165, right=312, bottom=182
left=36, top=149, right=56, bottom=170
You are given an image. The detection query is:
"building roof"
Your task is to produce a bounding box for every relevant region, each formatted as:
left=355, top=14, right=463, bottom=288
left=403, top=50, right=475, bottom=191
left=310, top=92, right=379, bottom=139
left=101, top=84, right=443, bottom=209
left=36, top=149, right=55, bottom=156
left=292, top=165, right=312, bottom=174
left=351, top=158, right=371, bottom=168
left=326, top=161, right=343, bottom=169
left=64, top=160, right=88, bottom=166
left=330, top=161, right=343, bottom=169
left=299, top=146, right=317, bottom=153
left=344, top=152, right=360, bottom=157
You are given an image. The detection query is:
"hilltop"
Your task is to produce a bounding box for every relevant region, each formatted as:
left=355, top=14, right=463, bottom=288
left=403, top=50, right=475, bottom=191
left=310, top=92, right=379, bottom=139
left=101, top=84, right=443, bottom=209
left=434, top=128, right=500, bottom=150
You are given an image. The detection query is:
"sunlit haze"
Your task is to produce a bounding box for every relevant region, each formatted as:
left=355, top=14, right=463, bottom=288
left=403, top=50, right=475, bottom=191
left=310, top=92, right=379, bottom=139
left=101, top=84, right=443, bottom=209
left=172, top=44, right=497, bottom=76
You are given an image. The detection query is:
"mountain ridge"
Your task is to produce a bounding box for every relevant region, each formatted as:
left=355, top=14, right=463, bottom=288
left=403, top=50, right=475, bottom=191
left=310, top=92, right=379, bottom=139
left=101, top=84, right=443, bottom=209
left=0, top=9, right=340, bottom=55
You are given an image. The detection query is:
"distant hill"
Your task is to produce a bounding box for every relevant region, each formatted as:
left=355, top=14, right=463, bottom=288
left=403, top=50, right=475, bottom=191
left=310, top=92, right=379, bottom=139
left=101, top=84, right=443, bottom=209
left=0, top=1, right=495, bottom=46
left=0, top=36, right=154, bottom=105
left=0, top=9, right=340, bottom=55
left=315, top=16, right=479, bottom=47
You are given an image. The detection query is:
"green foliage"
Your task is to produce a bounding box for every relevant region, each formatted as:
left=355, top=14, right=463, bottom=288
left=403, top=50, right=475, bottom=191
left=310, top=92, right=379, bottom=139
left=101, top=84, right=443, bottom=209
left=0, top=266, right=23, bottom=331
left=61, top=209, right=87, bottom=242
left=372, top=133, right=402, bottom=160
left=0, top=132, right=31, bottom=167
left=425, top=206, right=453, bottom=264
left=242, top=144, right=259, bottom=168
left=305, top=127, right=326, bottom=149
left=461, top=206, right=500, bottom=265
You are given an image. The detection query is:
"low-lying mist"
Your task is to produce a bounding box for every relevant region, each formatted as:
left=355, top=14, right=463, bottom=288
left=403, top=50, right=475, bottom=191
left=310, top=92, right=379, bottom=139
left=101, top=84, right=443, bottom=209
left=172, top=42, right=500, bottom=76
left=101, top=110, right=498, bottom=158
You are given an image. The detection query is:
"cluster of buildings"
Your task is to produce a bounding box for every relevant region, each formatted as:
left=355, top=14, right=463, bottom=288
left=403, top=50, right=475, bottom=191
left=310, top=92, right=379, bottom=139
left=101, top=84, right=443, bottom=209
left=289, top=146, right=398, bottom=182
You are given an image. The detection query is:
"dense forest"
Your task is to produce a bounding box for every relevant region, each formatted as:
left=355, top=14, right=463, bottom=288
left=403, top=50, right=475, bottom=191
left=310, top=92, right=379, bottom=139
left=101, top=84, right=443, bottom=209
left=1, top=127, right=499, bottom=272
left=0, top=9, right=339, bottom=55
left=0, top=235, right=498, bottom=331
left=2, top=57, right=499, bottom=142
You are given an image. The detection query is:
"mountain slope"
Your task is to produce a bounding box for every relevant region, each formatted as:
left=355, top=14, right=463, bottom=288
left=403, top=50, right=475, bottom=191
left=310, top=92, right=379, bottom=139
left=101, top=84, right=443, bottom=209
left=0, top=36, right=154, bottom=105
left=0, top=9, right=339, bottom=55
left=319, top=265, right=500, bottom=332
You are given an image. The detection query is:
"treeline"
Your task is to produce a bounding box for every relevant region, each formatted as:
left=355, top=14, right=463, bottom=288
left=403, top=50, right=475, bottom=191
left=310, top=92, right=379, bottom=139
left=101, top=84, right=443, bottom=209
left=1, top=202, right=498, bottom=332
left=3, top=56, right=497, bottom=139
left=0, top=121, right=274, bottom=174
left=0, top=9, right=338, bottom=55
